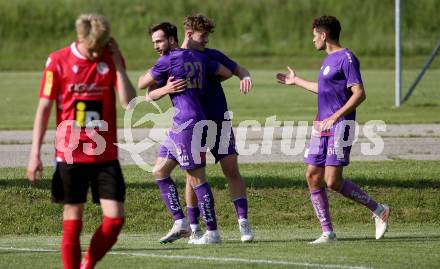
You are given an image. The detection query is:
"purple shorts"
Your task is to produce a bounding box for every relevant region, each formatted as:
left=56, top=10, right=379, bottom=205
left=159, top=128, right=206, bottom=170
left=304, top=135, right=351, bottom=167
left=203, top=120, right=238, bottom=163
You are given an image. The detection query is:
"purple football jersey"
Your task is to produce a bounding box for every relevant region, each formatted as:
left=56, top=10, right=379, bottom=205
left=317, top=49, right=363, bottom=125
left=150, top=49, right=220, bottom=129
left=201, top=48, right=238, bottom=120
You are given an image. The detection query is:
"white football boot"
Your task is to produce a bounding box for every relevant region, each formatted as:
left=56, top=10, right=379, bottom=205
left=188, top=228, right=204, bottom=244
left=309, top=232, right=337, bottom=244
left=374, top=204, right=391, bottom=239
left=159, top=219, right=190, bottom=244
left=239, top=219, right=254, bottom=242
left=192, top=230, right=221, bottom=244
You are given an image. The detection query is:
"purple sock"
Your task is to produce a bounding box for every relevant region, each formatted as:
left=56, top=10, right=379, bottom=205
left=155, top=177, right=185, bottom=220
left=338, top=180, right=379, bottom=212
left=233, top=198, right=248, bottom=220
left=193, top=182, right=217, bottom=231
left=186, top=206, right=200, bottom=225
left=310, top=188, right=333, bottom=233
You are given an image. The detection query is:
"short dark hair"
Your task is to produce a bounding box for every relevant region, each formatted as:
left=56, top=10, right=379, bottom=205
left=312, top=16, right=341, bottom=41
left=183, top=14, right=215, bottom=33
left=148, top=22, right=178, bottom=43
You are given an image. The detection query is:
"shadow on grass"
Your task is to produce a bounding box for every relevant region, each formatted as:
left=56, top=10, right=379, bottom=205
left=112, top=246, right=188, bottom=252
left=1, top=175, right=440, bottom=190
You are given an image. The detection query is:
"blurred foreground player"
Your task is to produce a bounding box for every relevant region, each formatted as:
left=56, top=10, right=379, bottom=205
left=27, top=13, right=136, bottom=268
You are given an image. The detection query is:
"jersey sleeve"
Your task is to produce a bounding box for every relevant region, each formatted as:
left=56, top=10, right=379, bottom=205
left=342, top=52, right=363, bottom=88
left=207, top=49, right=237, bottom=72
left=206, top=59, right=221, bottom=77
left=149, top=56, right=170, bottom=87
left=38, top=55, right=60, bottom=100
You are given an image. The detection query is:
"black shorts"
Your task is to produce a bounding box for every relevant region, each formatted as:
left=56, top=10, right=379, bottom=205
left=51, top=160, right=126, bottom=204
left=201, top=120, right=238, bottom=163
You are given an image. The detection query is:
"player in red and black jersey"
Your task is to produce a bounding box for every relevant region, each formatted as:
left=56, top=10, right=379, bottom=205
left=26, top=14, right=136, bottom=269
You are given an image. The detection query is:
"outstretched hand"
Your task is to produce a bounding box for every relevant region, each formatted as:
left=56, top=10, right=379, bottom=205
left=276, top=66, right=297, bottom=85
left=240, top=77, right=252, bottom=94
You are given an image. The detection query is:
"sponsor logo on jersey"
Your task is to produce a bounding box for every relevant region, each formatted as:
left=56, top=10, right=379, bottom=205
left=68, top=83, right=106, bottom=94
left=74, top=100, right=103, bottom=128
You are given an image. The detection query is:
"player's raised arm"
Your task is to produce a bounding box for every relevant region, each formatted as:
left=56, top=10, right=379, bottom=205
left=276, top=66, right=318, bottom=94
left=27, top=98, right=53, bottom=183
left=108, top=38, right=136, bottom=109
left=233, top=65, right=253, bottom=94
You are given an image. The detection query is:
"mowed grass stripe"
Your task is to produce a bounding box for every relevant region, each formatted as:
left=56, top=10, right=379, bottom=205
left=0, top=246, right=375, bottom=269
left=1, top=161, right=440, bottom=235
left=1, top=226, right=439, bottom=269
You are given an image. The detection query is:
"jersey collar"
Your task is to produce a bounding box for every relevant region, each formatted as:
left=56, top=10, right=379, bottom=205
left=70, top=42, right=87, bottom=60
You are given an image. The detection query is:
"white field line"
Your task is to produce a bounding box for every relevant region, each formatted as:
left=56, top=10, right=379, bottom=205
left=0, top=246, right=375, bottom=269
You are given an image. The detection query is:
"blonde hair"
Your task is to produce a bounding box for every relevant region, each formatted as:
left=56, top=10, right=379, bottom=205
left=183, top=14, right=215, bottom=33
left=75, top=13, right=111, bottom=48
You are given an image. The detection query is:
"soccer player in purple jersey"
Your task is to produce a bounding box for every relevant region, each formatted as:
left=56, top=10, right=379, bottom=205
left=181, top=14, right=254, bottom=243
left=277, top=16, right=390, bottom=244
left=138, top=22, right=232, bottom=244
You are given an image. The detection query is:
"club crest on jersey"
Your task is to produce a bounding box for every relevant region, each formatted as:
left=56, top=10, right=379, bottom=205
left=97, top=62, right=109, bottom=75
left=323, top=65, right=330, bottom=76
left=72, top=65, right=79, bottom=74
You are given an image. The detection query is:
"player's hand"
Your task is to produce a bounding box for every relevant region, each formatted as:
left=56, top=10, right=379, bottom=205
left=240, top=77, right=252, bottom=94
left=27, top=155, right=43, bottom=184
left=108, top=38, right=124, bottom=68
left=165, top=76, right=187, bottom=94
left=276, top=66, right=297, bottom=85
left=320, top=117, right=337, bottom=132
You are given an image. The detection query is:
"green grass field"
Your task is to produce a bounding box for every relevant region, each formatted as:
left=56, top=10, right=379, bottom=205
left=2, top=1, right=439, bottom=268
left=1, top=69, right=440, bottom=130
left=1, top=161, right=439, bottom=268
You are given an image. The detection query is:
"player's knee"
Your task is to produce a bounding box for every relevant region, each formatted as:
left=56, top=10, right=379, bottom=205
left=305, top=171, right=323, bottom=188
left=152, top=167, right=168, bottom=179
left=63, top=204, right=84, bottom=220
left=187, top=175, right=205, bottom=187
left=325, top=176, right=342, bottom=191
left=305, top=170, right=318, bottom=182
